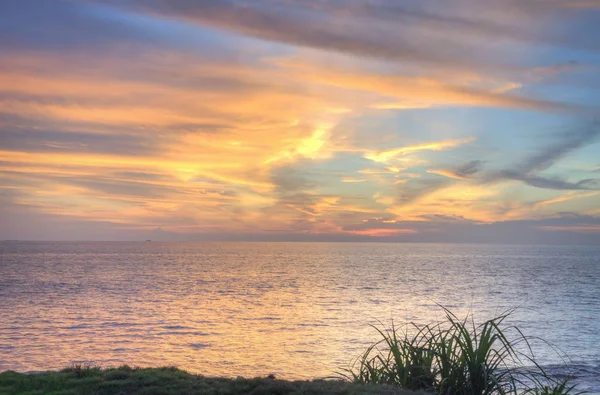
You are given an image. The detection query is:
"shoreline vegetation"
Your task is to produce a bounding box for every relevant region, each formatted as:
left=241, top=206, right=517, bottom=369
left=0, top=309, right=583, bottom=395
left=0, top=366, right=413, bottom=395
left=342, top=308, right=581, bottom=395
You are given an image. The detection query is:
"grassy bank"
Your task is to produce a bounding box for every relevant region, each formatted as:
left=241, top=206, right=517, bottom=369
left=0, top=365, right=415, bottom=395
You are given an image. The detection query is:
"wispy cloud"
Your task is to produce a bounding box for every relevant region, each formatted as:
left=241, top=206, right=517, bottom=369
left=364, top=138, right=474, bottom=164
left=530, top=191, right=599, bottom=209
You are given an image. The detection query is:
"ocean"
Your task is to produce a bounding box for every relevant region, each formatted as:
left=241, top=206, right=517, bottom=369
left=1, top=242, right=599, bottom=392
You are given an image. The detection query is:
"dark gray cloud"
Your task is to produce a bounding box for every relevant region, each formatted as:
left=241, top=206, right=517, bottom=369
left=269, top=163, right=334, bottom=216
left=112, top=212, right=600, bottom=244
left=0, top=128, right=158, bottom=156
left=302, top=1, right=600, bottom=52
left=0, top=169, right=237, bottom=214
left=92, top=0, right=600, bottom=74
left=517, top=124, right=600, bottom=174
left=0, top=108, right=231, bottom=149
left=100, top=0, right=454, bottom=65
left=499, top=171, right=599, bottom=190
left=456, top=160, right=485, bottom=177
left=0, top=194, right=205, bottom=241
left=395, top=178, right=450, bottom=205
left=483, top=123, right=600, bottom=190
left=339, top=213, right=600, bottom=245
left=112, top=171, right=171, bottom=182
left=0, top=203, right=135, bottom=241
left=3, top=191, right=599, bottom=243
left=274, top=193, right=322, bottom=212
left=418, top=214, right=473, bottom=222
left=65, top=177, right=177, bottom=199
left=271, top=165, right=316, bottom=193
left=88, top=0, right=535, bottom=73
left=0, top=171, right=178, bottom=200
left=432, top=159, right=484, bottom=179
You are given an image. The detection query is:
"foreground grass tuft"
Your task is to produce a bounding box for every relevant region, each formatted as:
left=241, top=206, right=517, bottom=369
left=0, top=365, right=416, bottom=395
left=342, top=308, right=582, bottom=395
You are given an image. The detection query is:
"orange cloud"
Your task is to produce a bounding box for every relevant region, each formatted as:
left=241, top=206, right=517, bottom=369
left=531, top=191, right=599, bottom=209
left=364, top=138, right=474, bottom=163
left=272, top=57, right=577, bottom=113
left=427, top=169, right=471, bottom=180
left=388, top=183, right=503, bottom=223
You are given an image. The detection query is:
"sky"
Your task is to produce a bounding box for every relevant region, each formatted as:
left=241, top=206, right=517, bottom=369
left=1, top=0, right=600, bottom=244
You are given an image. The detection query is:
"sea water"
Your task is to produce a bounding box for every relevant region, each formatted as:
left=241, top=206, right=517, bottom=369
left=1, top=242, right=598, bottom=392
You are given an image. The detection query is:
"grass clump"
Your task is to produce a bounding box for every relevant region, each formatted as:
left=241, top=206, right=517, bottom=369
left=342, top=308, right=581, bottom=395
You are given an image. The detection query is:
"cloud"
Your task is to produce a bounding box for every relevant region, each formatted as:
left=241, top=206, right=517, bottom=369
left=428, top=160, right=485, bottom=180
left=389, top=181, right=503, bottom=223
left=395, top=178, right=452, bottom=206
left=483, top=123, right=600, bottom=190
left=1, top=0, right=599, bottom=241
left=96, top=0, right=600, bottom=71
left=499, top=172, right=599, bottom=190
left=96, top=0, right=494, bottom=72
left=364, top=138, right=474, bottom=164
left=337, top=213, right=600, bottom=244
left=295, top=0, right=600, bottom=53
left=529, top=191, right=599, bottom=210
left=271, top=165, right=316, bottom=193
left=275, top=58, right=587, bottom=114
left=550, top=0, right=600, bottom=8
left=516, top=124, right=600, bottom=174
left=0, top=127, right=159, bottom=156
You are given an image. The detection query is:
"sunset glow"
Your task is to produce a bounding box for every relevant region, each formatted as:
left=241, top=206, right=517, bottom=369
left=1, top=0, right=599, bottom=243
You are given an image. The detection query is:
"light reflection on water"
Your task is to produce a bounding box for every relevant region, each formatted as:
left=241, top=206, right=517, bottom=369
left=0, top=242, right=599, bottom=391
